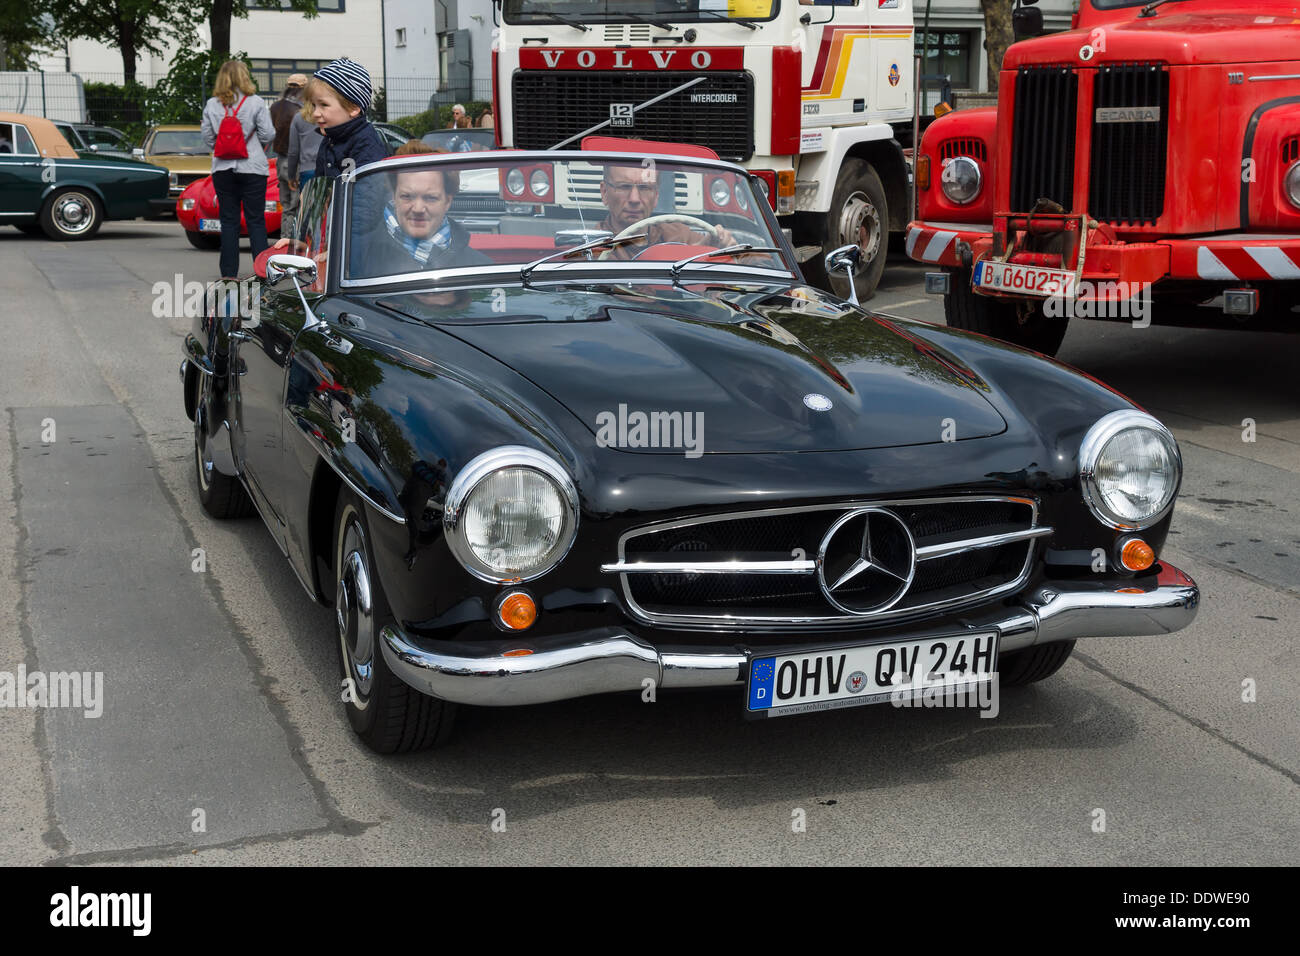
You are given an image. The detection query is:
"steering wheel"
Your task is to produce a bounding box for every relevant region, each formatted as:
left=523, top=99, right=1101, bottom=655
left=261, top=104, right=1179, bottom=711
left=600, top=214, right=723, bottom=260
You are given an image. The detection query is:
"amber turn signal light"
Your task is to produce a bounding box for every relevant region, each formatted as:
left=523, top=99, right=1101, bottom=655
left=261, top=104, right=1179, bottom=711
left=497, top=591, right=537, bottom=630
left=916, top=155, right=931, bottom=191
left=1119, top=538, right=1155, bottom=572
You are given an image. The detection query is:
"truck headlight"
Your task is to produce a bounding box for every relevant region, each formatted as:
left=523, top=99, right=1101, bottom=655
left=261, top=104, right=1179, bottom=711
left=940, top=156, right=982, bottom=205
left=1285, top=161, right=1300, bottom=209
left=1080, top=410, right=1181, bottom=530
left=444, top=446, right=578, bottom=582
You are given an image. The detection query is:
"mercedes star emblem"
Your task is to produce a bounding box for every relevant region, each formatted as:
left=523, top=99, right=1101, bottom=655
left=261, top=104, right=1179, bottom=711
left=816, top=507, right=916, bottom=615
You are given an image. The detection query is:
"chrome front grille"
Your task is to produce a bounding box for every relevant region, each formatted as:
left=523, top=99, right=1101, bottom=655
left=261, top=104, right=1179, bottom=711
left=603, top=497, right=1050, bottom=627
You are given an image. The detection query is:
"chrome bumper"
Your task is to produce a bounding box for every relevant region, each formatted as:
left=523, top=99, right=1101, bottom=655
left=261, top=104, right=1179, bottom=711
left=381, top=563, right=1199, bottom=707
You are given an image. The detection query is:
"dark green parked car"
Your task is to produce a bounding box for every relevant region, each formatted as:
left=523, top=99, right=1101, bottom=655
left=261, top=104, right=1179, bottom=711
left=1, top=111, right=171, bottom=240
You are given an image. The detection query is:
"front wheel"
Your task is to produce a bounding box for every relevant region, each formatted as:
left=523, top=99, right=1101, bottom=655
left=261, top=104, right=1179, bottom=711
left=39, top=188, right=103, bottom=240
left=334, top=492, right=455, bottom=753
left=186, top=230, right=221, bottom=250
left=998, top=640, right=1076, bottom=687
left=944, top=268, right=1069, bottom=357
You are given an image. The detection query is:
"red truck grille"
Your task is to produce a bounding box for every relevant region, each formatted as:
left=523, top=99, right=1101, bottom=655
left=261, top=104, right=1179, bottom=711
left=1009, top=66, right=1079, bottom=214
left=1088, top=63, right=1170, bottom=226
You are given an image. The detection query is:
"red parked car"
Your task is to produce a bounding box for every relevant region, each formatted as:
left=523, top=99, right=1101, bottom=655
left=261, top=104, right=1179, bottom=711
left=176, top=160, right=283, bottom=249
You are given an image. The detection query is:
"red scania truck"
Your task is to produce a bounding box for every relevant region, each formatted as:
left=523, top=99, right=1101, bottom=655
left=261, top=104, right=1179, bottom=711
left=492, top=0, right=916, bottom=301
left=907, top=0, right=1300, bottom=355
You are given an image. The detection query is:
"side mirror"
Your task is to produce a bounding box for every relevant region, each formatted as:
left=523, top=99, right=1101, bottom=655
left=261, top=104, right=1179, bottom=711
left=1013, top=5, right=1045, bottom=39
left=89, top=143, right=100, bottom=151
left=824, top=244, right=862, bottom=306
left=131, top=147, right=144, bottom=158
left=266, top=253, right=318, bottom=285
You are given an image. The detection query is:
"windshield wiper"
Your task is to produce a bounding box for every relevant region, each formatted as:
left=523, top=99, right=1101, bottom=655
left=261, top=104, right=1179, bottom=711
left=669, top=244, right=783, bottom=281
left=692, top=10, right=757, bottom=31
left=520, top=233, right=647, bottom=286
left=530, top=12, right=589, bottom=31
left=1138, top=0, right=1178, bottom=17
left=617, top=12, right=676, bottom=31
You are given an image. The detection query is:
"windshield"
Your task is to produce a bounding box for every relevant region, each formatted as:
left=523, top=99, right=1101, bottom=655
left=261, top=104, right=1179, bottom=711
left=148, top=130, right=208, bottom=155
left=420, top=130, right=496, bottom=153
left=344, top=153, right=791, bottom=284
left=503, top=0, right=778, bottom=25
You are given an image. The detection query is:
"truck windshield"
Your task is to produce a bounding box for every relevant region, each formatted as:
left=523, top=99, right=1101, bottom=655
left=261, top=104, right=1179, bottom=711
left=503, top=0, right=778, bottom=25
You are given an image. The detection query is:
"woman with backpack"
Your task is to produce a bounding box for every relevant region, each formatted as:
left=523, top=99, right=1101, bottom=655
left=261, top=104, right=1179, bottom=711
left=200, top=60, right=276, bottom=279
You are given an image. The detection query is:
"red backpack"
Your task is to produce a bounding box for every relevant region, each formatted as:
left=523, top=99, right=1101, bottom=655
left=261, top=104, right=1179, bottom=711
left=213, top=96, right=249, bottom=160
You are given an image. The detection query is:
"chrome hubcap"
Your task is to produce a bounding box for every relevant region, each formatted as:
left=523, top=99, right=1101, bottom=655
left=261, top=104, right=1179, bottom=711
left=194, top=406, right=213, bottom=491
left=53, top=194, right=93, bottom=234
left=839, top=191, right=881, bottom=270
left=337, top=524, right=375, bottom=702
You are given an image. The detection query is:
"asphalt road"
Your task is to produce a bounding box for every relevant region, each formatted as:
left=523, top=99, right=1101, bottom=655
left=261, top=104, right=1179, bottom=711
left=1, top=221, right=1296, bottom=866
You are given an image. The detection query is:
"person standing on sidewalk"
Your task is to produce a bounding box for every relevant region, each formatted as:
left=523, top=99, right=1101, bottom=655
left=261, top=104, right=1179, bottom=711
left=284, top=95, right=324, bottom=235
left=269, top=74, right=307, bottom=221
left=201, top=60, right=275, bottom=278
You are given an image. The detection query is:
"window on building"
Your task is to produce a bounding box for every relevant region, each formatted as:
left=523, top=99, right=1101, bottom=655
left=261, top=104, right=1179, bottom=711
left=396, top=28, right=407, bottom=47
left=249, top=59, right=332, bottom=96
left=915, top=31, right=974, bottom=89
left=244, top=0, right=344, bottom=10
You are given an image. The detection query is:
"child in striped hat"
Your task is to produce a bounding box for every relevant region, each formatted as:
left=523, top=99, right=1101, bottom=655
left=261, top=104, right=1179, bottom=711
left=310, top=57, right=390, bottom=181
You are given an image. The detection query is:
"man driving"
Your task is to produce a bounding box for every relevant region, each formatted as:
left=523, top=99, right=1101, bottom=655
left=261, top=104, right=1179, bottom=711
left=597, top=162, right=733, bottom=258
left=357, top=166, right=489, bottom=276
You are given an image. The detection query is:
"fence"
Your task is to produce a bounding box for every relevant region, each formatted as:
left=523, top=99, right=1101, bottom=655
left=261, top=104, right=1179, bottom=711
left=14, top=72, right=493, bottom=145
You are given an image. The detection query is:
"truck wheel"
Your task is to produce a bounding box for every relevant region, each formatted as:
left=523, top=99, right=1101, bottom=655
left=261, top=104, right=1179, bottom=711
left=806, top=158, right=889, bottom=303
left=944, top=268, right=1068, bottom=357
left=39, top=188, right=103, bottom=241
left=998, top=640, right=1075, bottom=687
left=334, top=491, right=456, bottom=754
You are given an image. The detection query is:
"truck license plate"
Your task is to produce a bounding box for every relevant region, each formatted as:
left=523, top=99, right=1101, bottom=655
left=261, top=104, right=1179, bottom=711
left=746, top=633, right=998, bottom=718
left=974, top=259, right=1076, bottom=298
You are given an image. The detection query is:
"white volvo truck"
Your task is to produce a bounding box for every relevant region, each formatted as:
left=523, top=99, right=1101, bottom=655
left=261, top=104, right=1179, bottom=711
left=491, top=0, right=916, bottom=300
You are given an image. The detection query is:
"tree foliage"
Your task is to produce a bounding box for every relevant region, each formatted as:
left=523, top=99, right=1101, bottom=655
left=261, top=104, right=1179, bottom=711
left=43, top=0, right=203, bottom=83
left=980, top=0, right=1015, bottom=92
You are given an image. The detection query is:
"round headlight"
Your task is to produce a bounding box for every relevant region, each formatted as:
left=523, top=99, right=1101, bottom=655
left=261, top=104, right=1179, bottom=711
left=940, top=156, right=982, bottom=205
left=710, top=177, right=731, bottom=207
left=529, top=167, right=551, bottom=197
left=1285, top=161, right=1300, bottom=209
left=180, top=198, right=196, bottom=210
left=506, top=168, right=526, bottom=196
left=444, top=447, right=578, bottom=582
left=733, top=181, right=750, bottom=212
left=1080, top=410, right=1181, bottom=530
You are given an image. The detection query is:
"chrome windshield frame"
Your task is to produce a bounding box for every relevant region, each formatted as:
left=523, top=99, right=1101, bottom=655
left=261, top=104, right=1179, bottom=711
left=336, top=149, right=799, bottom=291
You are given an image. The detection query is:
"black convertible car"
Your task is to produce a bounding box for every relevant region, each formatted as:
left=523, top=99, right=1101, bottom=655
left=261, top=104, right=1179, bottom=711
left=181, top=142, right=1199, bottom=753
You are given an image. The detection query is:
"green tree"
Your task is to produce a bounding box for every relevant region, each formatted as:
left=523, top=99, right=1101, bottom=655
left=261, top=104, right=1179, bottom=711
left=44, top=0, right=203, bottom=84
left=0, top=3, right=57, bottom=70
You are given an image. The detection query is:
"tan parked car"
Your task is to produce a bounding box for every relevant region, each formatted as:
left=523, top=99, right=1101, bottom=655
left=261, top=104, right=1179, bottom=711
left=135, top=125, right=211, bottom=198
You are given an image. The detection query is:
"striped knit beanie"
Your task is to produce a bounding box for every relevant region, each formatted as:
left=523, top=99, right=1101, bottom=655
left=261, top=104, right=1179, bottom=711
left=314, top=57, right=373, bottom=112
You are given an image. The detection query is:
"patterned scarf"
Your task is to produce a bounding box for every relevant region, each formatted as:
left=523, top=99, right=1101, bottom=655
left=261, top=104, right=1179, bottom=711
left=383, top=201, right=451, bottom=265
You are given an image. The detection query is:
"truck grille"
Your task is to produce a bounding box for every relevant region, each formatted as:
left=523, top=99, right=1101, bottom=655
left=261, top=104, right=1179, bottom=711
left=1009, top=66, right=1078, bottom=213
left=512, top=70, right=754, bottom=161
left=1089, top=63, right=1170, bottom=225
left=606, top=496, right=1049, bottom=628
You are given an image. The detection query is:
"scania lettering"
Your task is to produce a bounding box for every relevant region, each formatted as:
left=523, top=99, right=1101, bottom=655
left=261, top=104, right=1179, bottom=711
left=907, top=0, right=1300, bottom=355
left=494, top=0, right=917, bottom=301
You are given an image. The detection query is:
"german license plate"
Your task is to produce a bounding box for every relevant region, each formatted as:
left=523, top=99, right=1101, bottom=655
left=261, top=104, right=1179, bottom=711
left=973, top=259, right=1076, bottom=298
left=199, top=218, right=222, bottom=233
left=746, top=633, right=998, bottom=718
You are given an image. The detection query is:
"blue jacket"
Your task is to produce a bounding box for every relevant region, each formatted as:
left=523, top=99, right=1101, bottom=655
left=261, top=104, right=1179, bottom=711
left=315, top=114, right=389, bottom=179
